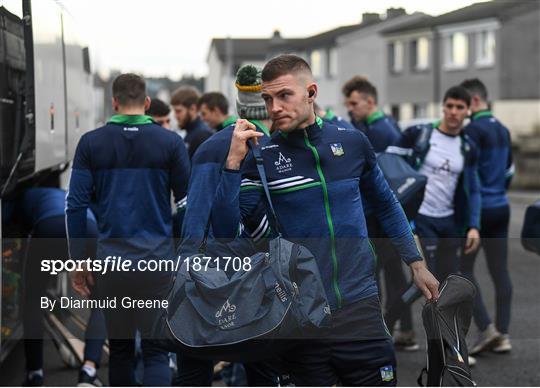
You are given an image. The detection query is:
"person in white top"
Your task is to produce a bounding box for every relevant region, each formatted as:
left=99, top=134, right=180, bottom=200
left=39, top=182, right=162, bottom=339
left=400, top=86, right=481, bottom=282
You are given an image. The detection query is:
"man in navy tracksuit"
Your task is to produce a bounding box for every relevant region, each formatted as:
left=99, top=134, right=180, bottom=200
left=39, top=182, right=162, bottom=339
left=342, top=76, right=402, bottom=151
left=66, top=74, right=190, bottom=386
left=459, top=78, right=514, bottom=355
left=178, top=64, right=284, bottom=387
left=341, top=76, right=417, bottom=349
left=314, top=103, right=355, bottom=130
left=197, top=92, right=237, bottom=131
left=395, top=86, right=481, bottom=283
left=171, top=86, right=214, bottom=159
left=213, top=55, right=439, bottom=386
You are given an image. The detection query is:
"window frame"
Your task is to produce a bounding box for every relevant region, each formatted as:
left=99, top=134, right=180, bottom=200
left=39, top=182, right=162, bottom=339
left=475, top=29, right=496, bottom=68
left=443, top=31, right=469, bottom=71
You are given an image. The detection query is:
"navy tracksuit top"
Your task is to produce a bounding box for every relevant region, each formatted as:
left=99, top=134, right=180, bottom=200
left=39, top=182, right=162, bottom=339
left=213, top=117, right=421, bottom=309
left=464, top=110, right=513, bottom=209
left=66, top=115, right=190, bottom=261
left=361, top=111, right=402, bottom=153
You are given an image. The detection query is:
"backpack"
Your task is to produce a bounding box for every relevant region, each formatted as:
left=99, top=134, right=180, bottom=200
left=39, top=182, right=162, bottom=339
left=418, top=275, right=477, bottom=387
left=376, top=152, right=427, bottom=220
left=155, top=144, right=332, bottom=362
left=521, top=200, right=540, bottom=255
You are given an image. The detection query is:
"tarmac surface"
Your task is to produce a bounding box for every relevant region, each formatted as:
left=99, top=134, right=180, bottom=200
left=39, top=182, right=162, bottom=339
left=0, top=191, right=539, bottom=386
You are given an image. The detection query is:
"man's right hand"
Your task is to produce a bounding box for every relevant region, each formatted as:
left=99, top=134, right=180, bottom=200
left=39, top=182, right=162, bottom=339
left=70, top=269, right=93, bottom=298
left=225, top=119, right=264, bottom=170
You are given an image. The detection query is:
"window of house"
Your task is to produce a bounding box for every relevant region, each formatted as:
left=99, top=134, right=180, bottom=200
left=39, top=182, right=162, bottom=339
left=310, top=50, right=322, bottom=77
left=328, top=47, right=338, bottom=78
left=444, top=32, right=468, bottom=69
left=476, top=30, right=495, bottom=67
left=411, top=37, right=429, bottom=71
left=413, top=103, right=428, bottom=118
left=391, top=105, right=400, bottom=121
left=389, top=41, right=404, bottom=73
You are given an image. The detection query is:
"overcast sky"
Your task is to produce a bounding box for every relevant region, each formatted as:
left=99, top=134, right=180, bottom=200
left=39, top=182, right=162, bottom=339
left=2, top=0, right=485, bottom=79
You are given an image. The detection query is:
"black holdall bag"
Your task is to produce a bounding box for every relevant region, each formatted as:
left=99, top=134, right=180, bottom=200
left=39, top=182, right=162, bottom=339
left=521, top=199, right=540, bottom=255
left=418, top=275, right=477, bottom=387
left=156, top=143, right=332, bottom=362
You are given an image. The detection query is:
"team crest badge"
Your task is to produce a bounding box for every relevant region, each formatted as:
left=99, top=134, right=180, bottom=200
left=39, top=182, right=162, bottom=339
left=330, top=143, right=344, bottom=156
left=380, top=365, right=394, bottom=382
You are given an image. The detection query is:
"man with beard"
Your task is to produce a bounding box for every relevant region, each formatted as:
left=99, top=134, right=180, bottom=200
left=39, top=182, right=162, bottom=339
left=171, top=86, right=213, bottom=158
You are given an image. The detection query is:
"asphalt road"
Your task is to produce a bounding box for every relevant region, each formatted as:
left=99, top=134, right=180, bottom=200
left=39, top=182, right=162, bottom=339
left=396, top=191, right=540, bottom=386
left=1, top=191, right=539, bottom=386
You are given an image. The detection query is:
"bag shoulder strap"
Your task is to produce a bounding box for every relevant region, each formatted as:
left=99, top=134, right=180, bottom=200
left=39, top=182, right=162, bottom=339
left=249, top=142, right=282, bottom=236
left=412, top=124, right=434, bottom=168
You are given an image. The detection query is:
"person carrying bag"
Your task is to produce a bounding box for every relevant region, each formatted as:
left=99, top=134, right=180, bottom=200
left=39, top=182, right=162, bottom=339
left=156, top=143, right=332, bottom=362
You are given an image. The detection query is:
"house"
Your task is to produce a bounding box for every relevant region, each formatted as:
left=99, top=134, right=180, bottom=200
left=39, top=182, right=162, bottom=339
left=382, top=0, right=540, bottom=135
left=206, top=9, right=423, bottom=113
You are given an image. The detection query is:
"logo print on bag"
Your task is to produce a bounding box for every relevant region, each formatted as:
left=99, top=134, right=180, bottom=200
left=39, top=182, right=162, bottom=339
left=216, top=299, right=236, bottom=318
left=453, top=345, right=464, bottom=363
left=397, top=177, right=416, bottom=194
left=275, top=282, right=288, bottom=303
left=274, top=152, right=293, bottom=173
left=216, top=299, right=237, bottom=329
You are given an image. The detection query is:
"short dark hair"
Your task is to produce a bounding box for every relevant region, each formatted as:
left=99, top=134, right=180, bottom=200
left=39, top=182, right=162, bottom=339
left=443, top=86, right=471, bottom=106
left=198, top=92, right=229, bottom=115
left=460, top=78, right=488, bottom=102
left=146, top=98, right=170, bottom=117
left=261, top=54, right=312, bottom=82
left=112, top=73, right=146, bottom=107
left=342, top=76, right=378, bottom=103
left=170, top=86, right=200, bottom=107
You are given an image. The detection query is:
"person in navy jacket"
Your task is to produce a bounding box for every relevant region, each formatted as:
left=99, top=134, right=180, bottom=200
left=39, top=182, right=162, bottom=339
left=342, top=76, right=402, bottom=152
left=213, top=54, right=439, bottom=386
left=66, top=73, right=190, bottom=386
left=459, top=78, right=514, bottom=355
left=341, top=76, right=418, bottom=349
left=171, top=85, right=214, bottom=159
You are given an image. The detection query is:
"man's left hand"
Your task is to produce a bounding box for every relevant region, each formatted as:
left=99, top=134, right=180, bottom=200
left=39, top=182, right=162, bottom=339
left=410, top=260, right=439, bottom=301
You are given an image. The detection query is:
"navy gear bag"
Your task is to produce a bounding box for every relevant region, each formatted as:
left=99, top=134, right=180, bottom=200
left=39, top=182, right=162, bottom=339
left=157, top=144, right=332, bottom=362
left=376, top=152, right=427, bottom=220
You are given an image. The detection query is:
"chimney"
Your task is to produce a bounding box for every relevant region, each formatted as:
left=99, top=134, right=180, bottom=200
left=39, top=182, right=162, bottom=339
left=270, top=29, right=285, bottom=46
left=387, top=8, right=406, bottom=19
left=361, top=13, right=381, bottom=24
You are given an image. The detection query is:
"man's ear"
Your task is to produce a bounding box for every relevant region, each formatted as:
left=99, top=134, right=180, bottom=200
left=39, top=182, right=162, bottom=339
left=144, top=96, right=151, bottom=112
left=189, top=103, right=199, bottom=116
left=366, top=95, right=376, bottom=108
left=111, top=97, right=119, bottom=112
left=307, top=83, right=318, bottom=102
